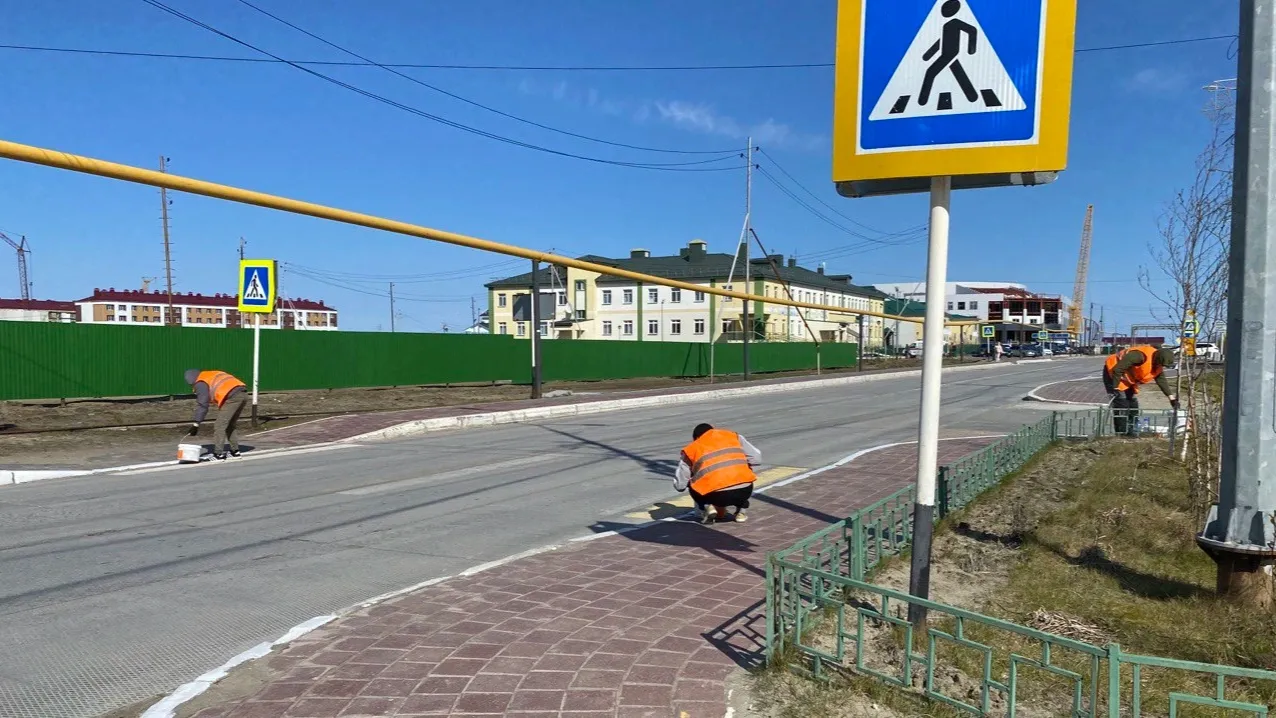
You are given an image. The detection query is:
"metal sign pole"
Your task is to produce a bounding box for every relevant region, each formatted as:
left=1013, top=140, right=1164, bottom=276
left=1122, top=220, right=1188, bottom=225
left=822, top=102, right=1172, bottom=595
left=251, top=312, right=261, bottom=427
left=1198, top=0, right=1276, bottom=604
left=907, top=175, right=951, bottom=627
left=529, top=259, right=543, bottom=399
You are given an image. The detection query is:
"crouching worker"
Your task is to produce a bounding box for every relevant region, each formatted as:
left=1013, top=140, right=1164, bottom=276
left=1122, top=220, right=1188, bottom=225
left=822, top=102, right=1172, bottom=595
left=674, top=423, right=761, bottom=524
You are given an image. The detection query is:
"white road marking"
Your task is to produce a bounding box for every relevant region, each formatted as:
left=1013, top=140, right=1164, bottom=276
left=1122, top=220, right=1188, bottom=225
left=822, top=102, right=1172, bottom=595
left=112, top=443, right=360, bottom=476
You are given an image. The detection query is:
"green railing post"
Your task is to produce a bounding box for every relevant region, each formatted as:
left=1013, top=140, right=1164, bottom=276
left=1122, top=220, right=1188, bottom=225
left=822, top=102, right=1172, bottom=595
left=850, top=514, right=865, bottom=581
left=1051, top=410, right=1060, bottom=440
left=765, top=556, right=776, bottom=664
left=937, top=466, right=950, bottom=519
left=1107, top=643, right=1122, bottom=718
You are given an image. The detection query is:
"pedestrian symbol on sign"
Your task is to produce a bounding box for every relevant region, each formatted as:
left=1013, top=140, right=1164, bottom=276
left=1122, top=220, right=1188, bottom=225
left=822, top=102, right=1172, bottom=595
left=869, top=0, right=1027, bottom=121
left=243, top=269, right=268, bottom=303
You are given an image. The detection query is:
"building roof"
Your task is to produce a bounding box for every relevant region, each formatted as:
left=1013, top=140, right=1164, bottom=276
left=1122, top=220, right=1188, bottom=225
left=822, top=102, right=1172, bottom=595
left=75, top=289, right=334, bottom=311
left=486, top=245, right=880, bottom=298
left=884, top=298, right=962, bottom=320
left=0, top=298, right=78, bottom=311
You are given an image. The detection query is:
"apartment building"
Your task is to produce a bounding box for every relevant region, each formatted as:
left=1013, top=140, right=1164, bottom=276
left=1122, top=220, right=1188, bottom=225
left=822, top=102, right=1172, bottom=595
left=873, top=281, right=1069, bottom=330
left=485, top=240, right=887, bottom=346
left=0, top=298, right=79, bottom=323
left=73, top=289, right=338, bottom=329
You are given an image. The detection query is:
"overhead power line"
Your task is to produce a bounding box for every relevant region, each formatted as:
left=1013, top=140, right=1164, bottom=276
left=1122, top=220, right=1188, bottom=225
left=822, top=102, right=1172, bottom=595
left=232, top=0, right=740, bottom=155
left=138, top=0, right=746, bottom=172
left=754, top=164, right=925, bottom=249
left=0, top=34, right=1237, bottom=70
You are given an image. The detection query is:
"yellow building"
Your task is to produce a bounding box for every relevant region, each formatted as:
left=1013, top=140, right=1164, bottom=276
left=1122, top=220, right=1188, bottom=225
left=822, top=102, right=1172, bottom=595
left=484, top=240, right=887, bottom=348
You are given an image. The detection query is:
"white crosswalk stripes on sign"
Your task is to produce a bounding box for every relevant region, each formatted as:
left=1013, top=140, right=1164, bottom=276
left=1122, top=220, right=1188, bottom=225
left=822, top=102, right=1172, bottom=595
left=868, top=0, right=1026, bottom=121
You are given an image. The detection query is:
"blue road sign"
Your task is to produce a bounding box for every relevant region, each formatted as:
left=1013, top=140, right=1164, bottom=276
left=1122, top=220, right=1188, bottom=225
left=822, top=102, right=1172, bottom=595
left=238, top=259, right=276, bottom=314
left=832, top=0, right=1076, bottom=191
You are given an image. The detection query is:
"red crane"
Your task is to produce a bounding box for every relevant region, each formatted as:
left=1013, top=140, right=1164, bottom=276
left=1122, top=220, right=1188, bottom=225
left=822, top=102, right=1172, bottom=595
left=0, top=231, right=31, bottom=301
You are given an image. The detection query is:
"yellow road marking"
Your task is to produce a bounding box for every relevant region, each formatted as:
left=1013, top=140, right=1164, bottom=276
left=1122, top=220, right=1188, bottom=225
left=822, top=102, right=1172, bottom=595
left=624, top=466, right=806, bottom=520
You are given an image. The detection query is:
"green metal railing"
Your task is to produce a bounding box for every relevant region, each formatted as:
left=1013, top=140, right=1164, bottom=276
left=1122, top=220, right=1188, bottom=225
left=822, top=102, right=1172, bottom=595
left=765, top=408, right=1276, bottom=717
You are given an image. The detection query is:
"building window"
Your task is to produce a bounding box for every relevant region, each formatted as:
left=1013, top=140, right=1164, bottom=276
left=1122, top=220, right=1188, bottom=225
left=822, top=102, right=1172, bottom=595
left=498, top=293, right=507, bottom=308
left=498, top=322, right=507, bottom=334
left=623, top=289, right=634, bottom=305
left=575, top=280, right=586, bottom=292
left=602, top=321, right=613, bottom=336
left=958, top=302, right=966, bottom=310
left=671, top=288, right=681, bottom=303
left=648, top=288, right=658, bottom=304
left=517, top=322, right=526, bottom=336
left=648, top=319, right=659, bottom=336
left=970, top=301, right=979, bottom=310
left=623, top=320, right=634, bottom=336
left=575, top=309, right=586, bottom=320
left=947, top=302, right=954, bottom=310
left=722, top=320, right=733, bottom=334
left=694, top=291, right=706, bottom=303
left=557, top=292, right=567, bottom=306
left=602, top=290, right=612, bottom=305
left=694, top=318, right=706, bottom=335
left=540, top=322, right=549, bottom=336
left=670, top=319, right=682, bottom=335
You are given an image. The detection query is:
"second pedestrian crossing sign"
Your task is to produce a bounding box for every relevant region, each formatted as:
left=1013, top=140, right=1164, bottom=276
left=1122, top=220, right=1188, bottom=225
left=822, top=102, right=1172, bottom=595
left=238, top=259, right=277, bottom=314
left=832, top=0, right=1077, bottom=197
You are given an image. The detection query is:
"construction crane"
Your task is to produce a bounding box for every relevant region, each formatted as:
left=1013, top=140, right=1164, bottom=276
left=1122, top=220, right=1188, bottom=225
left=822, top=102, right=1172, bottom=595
left=1067, top=205, right=1094, bottom=340
left=0, top=231, right=31, bottom=301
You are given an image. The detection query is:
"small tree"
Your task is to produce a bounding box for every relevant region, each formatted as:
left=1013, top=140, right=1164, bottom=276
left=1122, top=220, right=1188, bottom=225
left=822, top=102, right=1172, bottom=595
left=1139, top=91, right=1233, bottom=520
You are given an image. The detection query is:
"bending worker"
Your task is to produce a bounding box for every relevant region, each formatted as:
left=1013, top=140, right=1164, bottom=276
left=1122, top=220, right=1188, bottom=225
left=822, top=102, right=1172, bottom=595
left=185, top=369, right=248, bottom=460
left=1102, top=345, right=1178, bottom=435
left=674, top=423, right=761, bottom=524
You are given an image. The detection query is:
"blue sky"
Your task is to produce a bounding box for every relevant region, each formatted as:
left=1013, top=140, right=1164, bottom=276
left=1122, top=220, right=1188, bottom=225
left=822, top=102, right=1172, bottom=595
left=0, top=0, right=1239, bottom=333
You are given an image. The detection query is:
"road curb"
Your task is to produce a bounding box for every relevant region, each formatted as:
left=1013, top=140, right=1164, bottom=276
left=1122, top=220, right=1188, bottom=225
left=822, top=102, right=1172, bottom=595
left=1025, top=377, right=1107, bottom=406
left=344, top=362, right=1013, bottom=443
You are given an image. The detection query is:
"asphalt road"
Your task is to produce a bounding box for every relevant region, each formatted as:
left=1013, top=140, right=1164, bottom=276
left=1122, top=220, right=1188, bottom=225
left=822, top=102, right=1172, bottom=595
left=0, top=359, right=1100, bottom=718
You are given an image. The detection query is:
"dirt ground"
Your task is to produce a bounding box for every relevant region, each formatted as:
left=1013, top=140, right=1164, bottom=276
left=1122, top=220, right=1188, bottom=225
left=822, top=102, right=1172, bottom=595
left=1, top=359, right=968, bottom=468
left=742, top=442, right=1103, bottom=718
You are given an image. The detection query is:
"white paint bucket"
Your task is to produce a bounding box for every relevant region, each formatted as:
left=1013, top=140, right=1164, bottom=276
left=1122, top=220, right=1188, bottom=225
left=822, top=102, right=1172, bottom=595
left=177, top=444, right=203, bottom=464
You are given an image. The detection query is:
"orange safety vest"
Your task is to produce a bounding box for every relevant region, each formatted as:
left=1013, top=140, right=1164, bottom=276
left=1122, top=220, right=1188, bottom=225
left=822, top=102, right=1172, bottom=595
left=681, top=429, right=756, bottom=496
left=1104, top=346, right=1161, bottom=393
left=196, top=370, right=246, bottom=407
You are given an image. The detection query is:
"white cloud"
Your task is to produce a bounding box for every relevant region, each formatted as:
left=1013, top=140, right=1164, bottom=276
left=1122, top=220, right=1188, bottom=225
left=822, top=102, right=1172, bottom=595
left=653, top=100, right=825, bottom=151
left=1125, top=67, right=1190, bottom=94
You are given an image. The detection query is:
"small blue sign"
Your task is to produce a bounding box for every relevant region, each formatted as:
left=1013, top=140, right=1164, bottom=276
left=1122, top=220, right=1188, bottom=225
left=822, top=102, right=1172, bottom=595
left=858, top=0, right=1044, bottom=153
left=241, top=267, right=270, bottom=306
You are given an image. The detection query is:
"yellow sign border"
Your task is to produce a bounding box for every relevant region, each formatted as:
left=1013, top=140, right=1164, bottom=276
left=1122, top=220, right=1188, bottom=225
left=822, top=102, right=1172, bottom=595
left=832, top=0, right=1077, bottom=183
left=237, top=259, right=277, bottom=314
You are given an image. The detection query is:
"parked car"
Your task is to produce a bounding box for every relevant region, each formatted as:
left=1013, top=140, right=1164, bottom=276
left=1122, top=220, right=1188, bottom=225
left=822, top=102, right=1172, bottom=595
left=1037, top=344, right=1054, bottom=356
left=1013, top=344, right=1043, bottom=358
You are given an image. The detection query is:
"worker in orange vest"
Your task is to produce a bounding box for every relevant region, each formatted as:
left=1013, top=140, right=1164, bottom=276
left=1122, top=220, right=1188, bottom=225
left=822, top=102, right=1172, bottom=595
left=674, top=423, right=762, bottom=524
left=185, top=369, right=248, bottom=460
left=1103, top=346, right=1178, bottom=435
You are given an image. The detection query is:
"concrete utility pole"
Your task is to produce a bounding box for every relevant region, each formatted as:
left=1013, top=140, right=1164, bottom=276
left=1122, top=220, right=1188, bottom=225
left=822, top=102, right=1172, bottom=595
left=389, top=282, right=396, bottom=333
left=529, top=260, right=543, bottom=399
left=159, top=155, right=174, bottom=325
left=239, top=237, right=246, bottom=261
left=1197, top=0, right=1276, bottom=607
left=742, top=137, right=753, bottom=380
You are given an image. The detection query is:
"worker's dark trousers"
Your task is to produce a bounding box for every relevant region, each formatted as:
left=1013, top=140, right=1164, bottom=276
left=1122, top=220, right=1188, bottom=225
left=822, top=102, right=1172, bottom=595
left=1103, top=368, right=1139, bottom=436
left=214, top=390, right=249, bottom=453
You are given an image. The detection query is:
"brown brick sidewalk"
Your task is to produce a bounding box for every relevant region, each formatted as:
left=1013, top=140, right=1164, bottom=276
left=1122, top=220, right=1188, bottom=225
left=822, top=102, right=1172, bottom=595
left=181, top=437, right=991, bottom=718
left=1032, top=378, right=1108, bottom=404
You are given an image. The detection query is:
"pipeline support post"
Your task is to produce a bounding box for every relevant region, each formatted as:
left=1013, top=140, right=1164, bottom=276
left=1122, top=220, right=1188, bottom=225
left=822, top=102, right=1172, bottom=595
left=529, top=259, right=543, bottom=400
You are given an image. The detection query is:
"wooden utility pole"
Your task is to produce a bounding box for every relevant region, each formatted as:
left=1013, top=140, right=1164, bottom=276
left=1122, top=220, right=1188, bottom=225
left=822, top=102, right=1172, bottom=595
left=160, top=156, right=175, bottom=325
left=389, top=282, right=396, bottom=332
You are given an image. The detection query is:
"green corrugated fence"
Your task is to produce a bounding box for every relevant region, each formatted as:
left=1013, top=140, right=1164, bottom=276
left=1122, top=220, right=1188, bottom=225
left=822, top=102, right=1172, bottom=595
left=0, top=322, right=858, bottom=400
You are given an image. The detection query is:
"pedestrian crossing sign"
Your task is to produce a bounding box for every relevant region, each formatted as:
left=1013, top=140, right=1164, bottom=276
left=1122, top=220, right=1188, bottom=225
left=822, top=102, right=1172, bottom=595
left=981, top=325, right=995, bottom=338
left=238, top=259, right=277, bottom=314
left=832, top=0, right=1077, bottom=197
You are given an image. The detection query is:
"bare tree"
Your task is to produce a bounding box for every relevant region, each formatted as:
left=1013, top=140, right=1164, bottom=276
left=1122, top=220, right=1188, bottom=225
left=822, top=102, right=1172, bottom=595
left=1139, top=91, right=1234, bottom=519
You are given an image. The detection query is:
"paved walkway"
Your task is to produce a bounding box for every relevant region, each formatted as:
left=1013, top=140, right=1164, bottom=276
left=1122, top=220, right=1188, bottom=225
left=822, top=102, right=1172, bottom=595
left=180, top=437, right=992, bottom=718
left=1031, top=377, right=1174, bottom=409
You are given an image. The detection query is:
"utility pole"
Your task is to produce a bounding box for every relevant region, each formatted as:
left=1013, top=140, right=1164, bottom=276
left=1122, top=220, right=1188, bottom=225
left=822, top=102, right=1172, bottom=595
left=389, top=282, right=396, bottom=332
left=529, top=260, right=543, bottom=399
left=471, top=296, right=477, bottom=326
left=1088, top=301, right=1095, bottom=346
left=238, top=237, right=246, bottom=261
left=742, top=137, right=753, bottom=380
left=1197, top=0, right=1276, bottom=608
left=159, top=156, right=174, bottom=325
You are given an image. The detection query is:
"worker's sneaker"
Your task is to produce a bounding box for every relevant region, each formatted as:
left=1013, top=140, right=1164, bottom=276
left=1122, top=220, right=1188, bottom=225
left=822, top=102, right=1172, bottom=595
left=713, top=505, right=730, bottom=522
left=211, top=453, right=226, bottom=461
left=229, top=450, right=242, bottom=458
left=734, top=509, right=748, bottom=523
left=699, top=505, right=718, bottom=524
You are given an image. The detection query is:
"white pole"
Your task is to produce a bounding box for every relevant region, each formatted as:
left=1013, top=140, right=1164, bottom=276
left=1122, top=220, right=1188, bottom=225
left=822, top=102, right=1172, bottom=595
left=907, top=175, right=952, bottom=627
left=251, top=312, right=261, bottom=426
